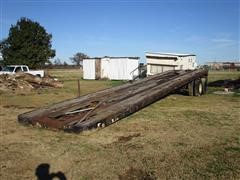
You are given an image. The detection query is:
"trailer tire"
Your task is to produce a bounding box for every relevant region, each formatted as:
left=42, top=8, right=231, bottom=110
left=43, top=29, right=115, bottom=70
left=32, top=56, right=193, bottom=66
left=188, top=81, right=194, bottom=96
left=194, top=79, right=203, bottom=96
left=201, top=77, right=208, bottom=94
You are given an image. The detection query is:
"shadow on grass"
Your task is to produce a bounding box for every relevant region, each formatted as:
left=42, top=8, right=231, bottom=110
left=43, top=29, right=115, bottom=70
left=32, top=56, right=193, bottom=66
left=35, top=163, right=67, bottom=180
left=208, top=79, right=240, bottom=89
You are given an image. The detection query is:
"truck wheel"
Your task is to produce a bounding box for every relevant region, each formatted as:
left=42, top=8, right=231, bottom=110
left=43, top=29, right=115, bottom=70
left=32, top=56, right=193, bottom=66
left=194, top=79, right=203, bottom=96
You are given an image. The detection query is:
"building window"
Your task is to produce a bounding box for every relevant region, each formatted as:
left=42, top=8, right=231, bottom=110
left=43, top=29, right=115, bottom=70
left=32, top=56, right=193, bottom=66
left=150, top=65, right=163, bottom=74
left=150, top=65, right=174, bottom=74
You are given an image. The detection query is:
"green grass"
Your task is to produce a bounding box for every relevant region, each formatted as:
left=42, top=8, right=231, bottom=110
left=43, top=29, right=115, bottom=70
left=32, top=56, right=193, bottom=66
left=207, top=70, right=240, bottom=94
left=0, top=69, right=239, bottom=179
left=208, top=70, right=240, bottom=82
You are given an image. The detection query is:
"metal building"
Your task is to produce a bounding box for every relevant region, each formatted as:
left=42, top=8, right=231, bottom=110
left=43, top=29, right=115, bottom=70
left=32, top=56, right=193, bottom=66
left=83, top=56, right=139, bottom=80
left=146, top=52, right=197, bottom=76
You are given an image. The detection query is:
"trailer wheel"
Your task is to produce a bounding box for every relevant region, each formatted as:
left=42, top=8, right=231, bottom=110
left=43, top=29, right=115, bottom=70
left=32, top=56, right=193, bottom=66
left=194, top=79, right=203, bottom=96
left=188, top=81, right=194, bottom=96
left=201, top=77, right=208, bottom=94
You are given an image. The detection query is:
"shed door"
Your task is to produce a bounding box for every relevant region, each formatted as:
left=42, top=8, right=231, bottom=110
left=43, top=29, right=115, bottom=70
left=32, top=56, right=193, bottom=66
left=95, top=59, right=101, bottom=80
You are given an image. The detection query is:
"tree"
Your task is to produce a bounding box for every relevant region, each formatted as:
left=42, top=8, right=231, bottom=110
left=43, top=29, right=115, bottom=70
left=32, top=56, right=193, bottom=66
left=63, top=61, right=68, bottom=66
left=54, top=58, right=62, bottom=65
left=0, top=17, right=55, bottom=69
left=70, top=52, right=89, bottom=66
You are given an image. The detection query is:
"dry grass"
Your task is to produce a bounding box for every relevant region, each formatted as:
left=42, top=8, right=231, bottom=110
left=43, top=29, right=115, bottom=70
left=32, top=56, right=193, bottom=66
left=0, top=69, right=239, bottom=179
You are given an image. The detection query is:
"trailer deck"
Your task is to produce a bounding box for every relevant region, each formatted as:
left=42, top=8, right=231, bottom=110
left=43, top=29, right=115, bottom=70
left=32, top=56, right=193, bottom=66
left=18, top=69, right=208, bottom=133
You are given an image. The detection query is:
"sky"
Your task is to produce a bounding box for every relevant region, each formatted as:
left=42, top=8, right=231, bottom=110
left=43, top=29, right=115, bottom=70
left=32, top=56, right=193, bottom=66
left=0, top=0, right=239, bottom=64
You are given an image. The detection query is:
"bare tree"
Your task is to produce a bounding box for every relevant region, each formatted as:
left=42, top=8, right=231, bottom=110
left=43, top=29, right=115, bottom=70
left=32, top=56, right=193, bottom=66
left=70, top=52, right=89, bottom=66
left=63, top=61, right=68, bottom=66
left=54, top=58, right=62, bottom=65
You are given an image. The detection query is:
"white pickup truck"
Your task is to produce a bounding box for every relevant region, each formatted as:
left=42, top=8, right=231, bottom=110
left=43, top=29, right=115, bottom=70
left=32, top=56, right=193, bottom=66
left=0, top=65, right=44, bottom=77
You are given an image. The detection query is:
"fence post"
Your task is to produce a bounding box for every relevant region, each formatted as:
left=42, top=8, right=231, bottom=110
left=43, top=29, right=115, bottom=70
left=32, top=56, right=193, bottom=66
left=77, top=79, right=80, bottom=97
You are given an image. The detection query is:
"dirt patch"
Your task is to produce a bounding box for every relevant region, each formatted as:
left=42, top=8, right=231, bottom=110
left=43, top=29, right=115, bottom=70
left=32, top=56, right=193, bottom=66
left=119, top=167, right=156, bottom=180
left=213, top=91, right=235, bottom=95
left=117, top=133, right=141, bottom=143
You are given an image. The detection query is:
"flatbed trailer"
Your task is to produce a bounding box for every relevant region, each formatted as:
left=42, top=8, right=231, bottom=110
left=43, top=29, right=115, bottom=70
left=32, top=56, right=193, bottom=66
left=18, top=69, right=208, bottom=133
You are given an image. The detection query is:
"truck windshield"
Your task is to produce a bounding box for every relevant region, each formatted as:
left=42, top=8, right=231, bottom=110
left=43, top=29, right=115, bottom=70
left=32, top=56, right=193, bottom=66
left=1, top=66, right=15, bottom=72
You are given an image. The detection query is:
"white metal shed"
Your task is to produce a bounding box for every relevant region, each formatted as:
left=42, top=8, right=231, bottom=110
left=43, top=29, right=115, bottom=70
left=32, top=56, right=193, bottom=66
left=146, top=52, right=197, bottom=76
left=83, top=57, right=139, bottom=80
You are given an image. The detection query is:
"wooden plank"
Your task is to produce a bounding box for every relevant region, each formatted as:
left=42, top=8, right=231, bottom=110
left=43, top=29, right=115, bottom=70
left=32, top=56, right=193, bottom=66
left=18, top=70, right=178, bottom=121
left=66, top=69, right=207, bottom=132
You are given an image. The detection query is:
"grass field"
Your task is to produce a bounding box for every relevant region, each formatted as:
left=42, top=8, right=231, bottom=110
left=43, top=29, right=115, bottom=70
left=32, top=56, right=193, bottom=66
left=0, top=69, right=239, bottom=179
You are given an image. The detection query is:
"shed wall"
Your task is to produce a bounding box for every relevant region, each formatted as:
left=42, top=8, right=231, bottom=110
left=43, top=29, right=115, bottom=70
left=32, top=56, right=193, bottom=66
left=83, top=59, right=96, bottom=79
left=147, top=58, right=177, bottom=66
left=101, top=58, right=110, bottom=79
left=109, top=58, right=128, bottom=80
left=103, top=58, right=139, bottom=80
left=146, top=55, right=197, bottom=75
left=128, top=59, right=139, bottom=80
left=176, top=56, right=197, bottom=70
left=84, top=58, right=139, bottom=80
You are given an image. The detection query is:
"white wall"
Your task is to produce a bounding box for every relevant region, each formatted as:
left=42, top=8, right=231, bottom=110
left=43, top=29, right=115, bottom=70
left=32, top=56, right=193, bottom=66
left=83, top=59, right=96, bottom=79
left=101, top=58, right=139, bottom=80
left=176, top=56, right=197, bottom=70
left=101, top=58, right=110, bottom=79
left=83, top=58, right=139, bottom=80
left=127, top=59, right=139, bottom=79
left=146, top=55, right=197, bottom=75
left=108, top=58, right=136, bottom=80
left=146, top=58, right=177, bottom=66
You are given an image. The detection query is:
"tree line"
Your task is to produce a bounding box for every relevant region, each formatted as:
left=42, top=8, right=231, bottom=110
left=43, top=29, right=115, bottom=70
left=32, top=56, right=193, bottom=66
left=0, top=17, right=89, bottom=69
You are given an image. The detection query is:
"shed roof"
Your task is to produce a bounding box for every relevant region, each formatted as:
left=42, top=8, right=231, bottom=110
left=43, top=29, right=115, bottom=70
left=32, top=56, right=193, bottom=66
left=146, top=52, right=196, bottom=58
left=103, top=56, right=140, bottom=59
left=83, top=56, right=139, bottom=60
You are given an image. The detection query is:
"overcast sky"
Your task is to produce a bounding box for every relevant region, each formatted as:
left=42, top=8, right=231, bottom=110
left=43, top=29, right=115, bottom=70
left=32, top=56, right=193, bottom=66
left=0, top=0, right=239, bottom=64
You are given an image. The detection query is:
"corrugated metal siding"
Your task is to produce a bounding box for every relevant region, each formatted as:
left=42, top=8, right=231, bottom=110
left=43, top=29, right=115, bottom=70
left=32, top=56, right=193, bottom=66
left=128, top=59, right=139, bottom=79
left=83, top=58, right=139, bottom=80
left=101, top=58, right=110, bottom=79
left=83, top=59, right=95, bottom=79
left=108, top=58, right=139, bottom=80
left=109, top=58, right=127, bottom=80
